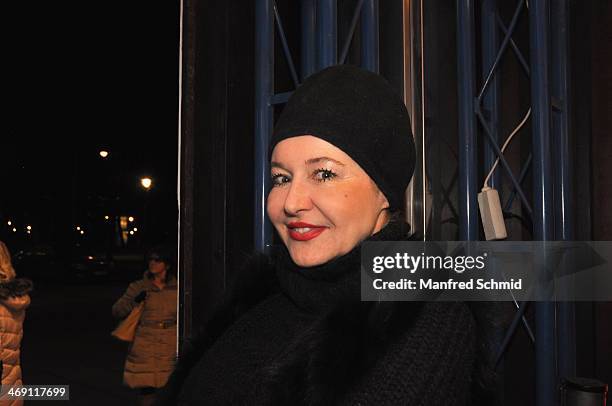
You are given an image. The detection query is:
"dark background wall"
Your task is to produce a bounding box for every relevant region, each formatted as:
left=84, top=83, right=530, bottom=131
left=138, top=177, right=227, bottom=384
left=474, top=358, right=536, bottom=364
left=589, top=0, right=612, bottom=388
left=179, top=0, right=255, bottom=336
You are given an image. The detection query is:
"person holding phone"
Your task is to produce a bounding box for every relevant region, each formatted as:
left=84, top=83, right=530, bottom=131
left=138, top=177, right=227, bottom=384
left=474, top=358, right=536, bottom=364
left=112, top=245, right=177, bottom=406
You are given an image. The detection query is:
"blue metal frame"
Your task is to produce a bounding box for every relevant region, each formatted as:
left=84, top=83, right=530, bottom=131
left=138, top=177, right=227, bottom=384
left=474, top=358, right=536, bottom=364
left=456, top=0, right=575, bottom=403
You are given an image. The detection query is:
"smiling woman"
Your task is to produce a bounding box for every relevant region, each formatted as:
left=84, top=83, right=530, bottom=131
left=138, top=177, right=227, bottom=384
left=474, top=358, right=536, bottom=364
left=158, top=65, right=478, bottom=405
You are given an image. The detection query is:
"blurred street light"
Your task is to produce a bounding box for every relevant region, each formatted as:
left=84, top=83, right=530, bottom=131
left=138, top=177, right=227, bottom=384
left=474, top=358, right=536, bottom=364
left=104, top=215, right=110, bottom=220
left=76, top=226, right=81, bottom=231
left=7, top=220, right=12, bottom=226
left=129, top=230, right=134, bottom=235
left=26, top=225, right=32, bottom=231
left=99, top=150, right=109, bottom=158
left=80, top=230, right=85, bottom=235
left=128, top=216, right=134, bottom=222
left=12, top=228, right=16, bottom=233
left=140, top=177, right=152, bottom=190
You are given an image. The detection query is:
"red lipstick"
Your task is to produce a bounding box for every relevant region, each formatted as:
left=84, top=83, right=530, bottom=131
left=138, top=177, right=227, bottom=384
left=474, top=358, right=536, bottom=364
left=287, top=222, right=327, bottom=241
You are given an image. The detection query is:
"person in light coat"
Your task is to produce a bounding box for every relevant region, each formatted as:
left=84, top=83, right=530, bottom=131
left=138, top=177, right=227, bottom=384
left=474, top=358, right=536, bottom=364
left=0, top=241, right=32, bottom=406
left=112, top=245, right=177, bottom=406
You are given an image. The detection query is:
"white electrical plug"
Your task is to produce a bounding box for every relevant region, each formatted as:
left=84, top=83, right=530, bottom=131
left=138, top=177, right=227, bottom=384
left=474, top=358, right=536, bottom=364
left=478, top=187, right=507, bottom=241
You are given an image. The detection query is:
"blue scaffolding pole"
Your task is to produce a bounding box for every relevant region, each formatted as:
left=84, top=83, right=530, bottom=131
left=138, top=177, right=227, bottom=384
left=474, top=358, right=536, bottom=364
left=317, top=0, right=337, bottom=69
left=456, top=0, right=478, bottom=241
left=481, top=0, right=501, bottom=191
left=551, top=0, right=576, bottom=381
left=361, top=0, right=379, bottom=73
left=529, top=1, right=556, bottom=405
left=254, top=0, right=274, bottom=252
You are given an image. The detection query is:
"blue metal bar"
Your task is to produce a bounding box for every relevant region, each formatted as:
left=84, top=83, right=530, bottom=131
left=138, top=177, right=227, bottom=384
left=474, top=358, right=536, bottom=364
left=301, top=0, right=316, bottom=80
left=255, top=0, right=274, bottom=253
left=529, top=0, right=556, bottom=405
left=339, top=0, right=365, bottom=65
left=273, top=0, right=300, bottom=88
left=496, top=14, right=530, bottom=76
left=551, top=0, right=575, bottom=381
left=481, top=0, right=501, bottom=191
left=504, top=153, right=532, bottom=212
left=360, top=0, right=379, bottom=73
left=476, top=0, right=526, bottom=103
left=317, top=0, right=337, bottom=69
left=456, top=0, right=478, bottom=241
left=495, top=298, right=532, bottom=366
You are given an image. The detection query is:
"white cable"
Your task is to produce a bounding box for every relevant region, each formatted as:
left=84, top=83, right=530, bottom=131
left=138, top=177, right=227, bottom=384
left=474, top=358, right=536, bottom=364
left=483, top=108, right=531, bottom=189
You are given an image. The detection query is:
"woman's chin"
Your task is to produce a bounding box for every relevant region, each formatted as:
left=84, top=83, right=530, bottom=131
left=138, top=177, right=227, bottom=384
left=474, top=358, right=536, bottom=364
left=288, top=251, right=331, bottom=268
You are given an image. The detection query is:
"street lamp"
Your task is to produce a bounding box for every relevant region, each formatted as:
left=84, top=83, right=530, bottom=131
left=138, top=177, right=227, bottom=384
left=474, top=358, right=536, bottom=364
left=140, top=177, right=152, bottom=244
left=140, top=177, right=152, bottom=190
left=99, top=150, right=109, bottom=158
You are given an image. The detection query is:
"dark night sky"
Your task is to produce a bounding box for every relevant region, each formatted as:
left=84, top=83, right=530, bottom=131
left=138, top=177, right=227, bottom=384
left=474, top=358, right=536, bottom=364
left=1, top=1, right=180, bottom=250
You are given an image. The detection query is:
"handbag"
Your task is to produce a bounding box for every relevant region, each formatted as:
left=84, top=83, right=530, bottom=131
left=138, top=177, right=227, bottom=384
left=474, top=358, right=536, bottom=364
left=111, top=302, right=145, bottom=342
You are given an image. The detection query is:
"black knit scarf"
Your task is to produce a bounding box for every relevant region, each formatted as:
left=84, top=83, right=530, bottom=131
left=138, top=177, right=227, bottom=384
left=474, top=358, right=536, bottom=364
left=273, top=220, right=411, bottom=314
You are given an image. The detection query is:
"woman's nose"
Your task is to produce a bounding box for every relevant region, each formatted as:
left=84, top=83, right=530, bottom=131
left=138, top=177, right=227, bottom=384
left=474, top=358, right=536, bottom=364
left=283, top=180, right=313, bottom=215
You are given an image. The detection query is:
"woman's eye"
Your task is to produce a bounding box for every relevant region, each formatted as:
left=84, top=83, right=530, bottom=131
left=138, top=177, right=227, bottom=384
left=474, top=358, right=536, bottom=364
left=271, top=173, right=291, bottom=187
left=313, top=168, right=337, bottom=182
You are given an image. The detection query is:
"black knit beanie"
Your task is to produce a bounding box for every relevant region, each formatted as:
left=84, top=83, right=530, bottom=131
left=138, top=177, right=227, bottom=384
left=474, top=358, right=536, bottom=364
left=270, top=65, right=416, bottom=211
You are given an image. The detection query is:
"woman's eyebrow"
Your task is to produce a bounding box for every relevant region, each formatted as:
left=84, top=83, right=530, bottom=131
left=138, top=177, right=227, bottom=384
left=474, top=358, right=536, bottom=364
left=270, top=161, right=288, bottom=170
left=305, top=157, right=345, bottom=166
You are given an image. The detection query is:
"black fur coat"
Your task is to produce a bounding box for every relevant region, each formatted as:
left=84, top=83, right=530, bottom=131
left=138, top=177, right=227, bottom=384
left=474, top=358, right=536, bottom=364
left=156, top=223, right=476, bottom=405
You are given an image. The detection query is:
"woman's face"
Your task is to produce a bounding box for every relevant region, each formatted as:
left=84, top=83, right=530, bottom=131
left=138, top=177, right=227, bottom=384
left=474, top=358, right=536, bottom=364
left=267, top=135, right=390, bottom=267
left=148, top=257, right=168, bottom=275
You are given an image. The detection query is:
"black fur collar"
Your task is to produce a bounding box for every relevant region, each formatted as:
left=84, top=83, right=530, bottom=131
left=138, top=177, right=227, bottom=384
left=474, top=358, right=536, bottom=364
left=0, top=277, right=33, bottom=299
left=157, top=222, right=425, bottom=405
